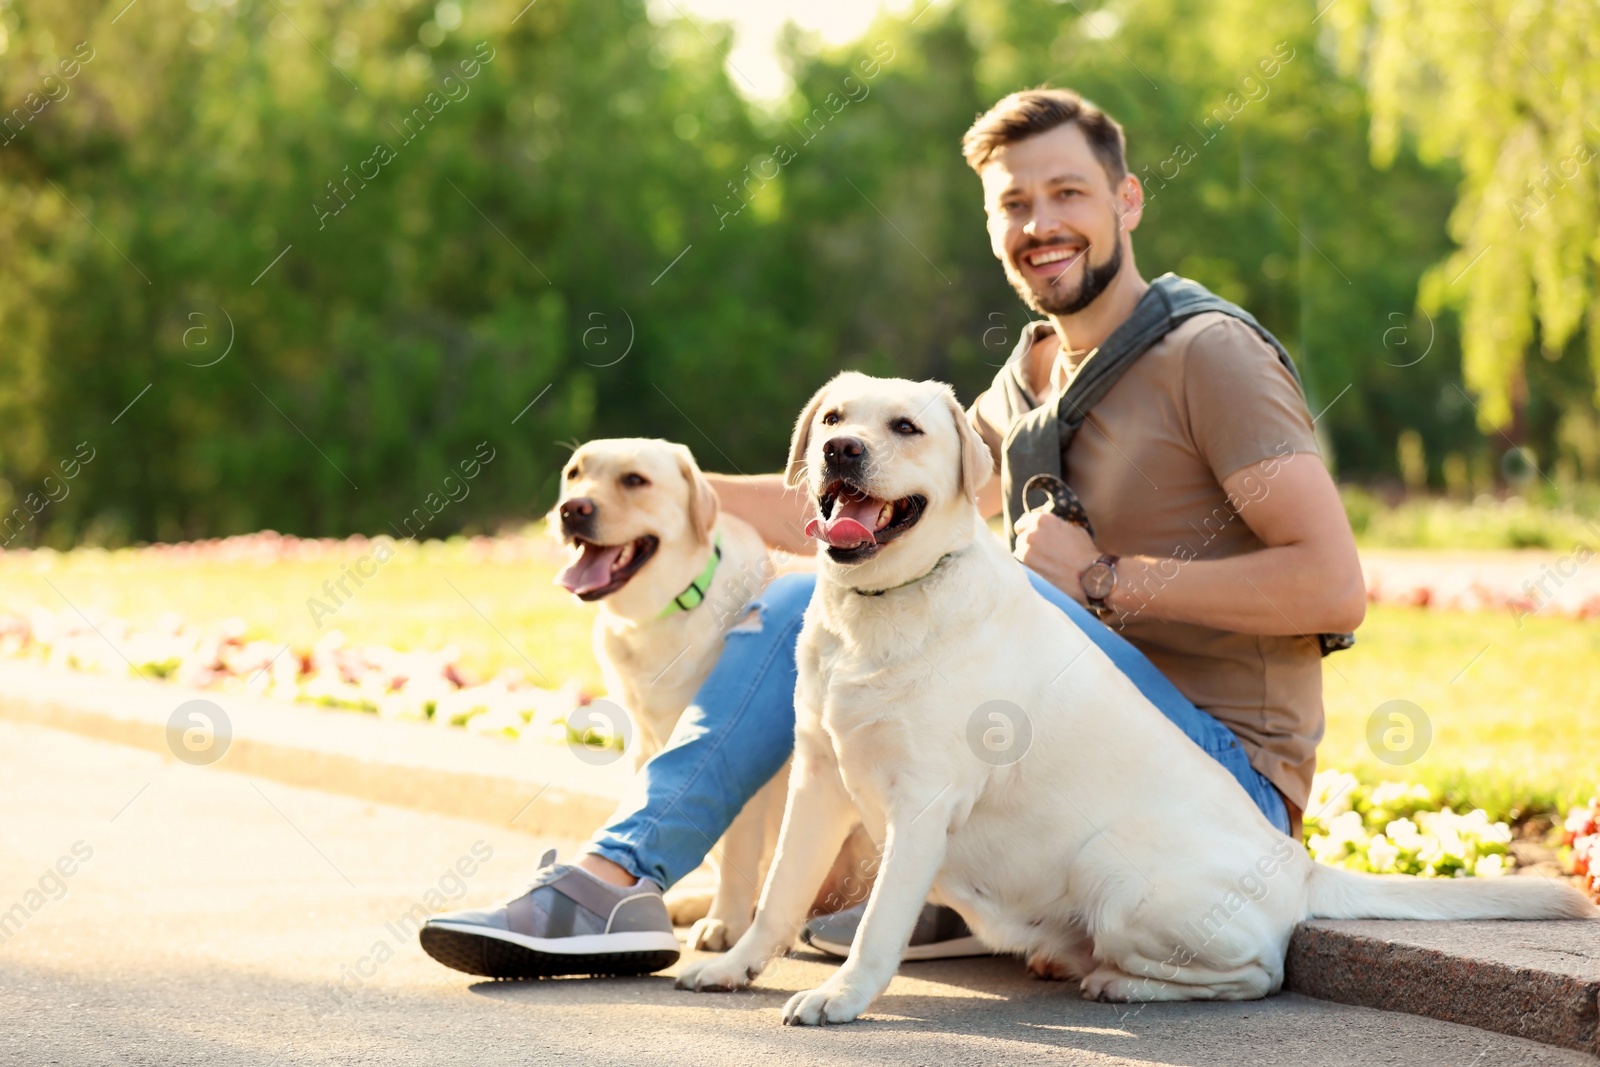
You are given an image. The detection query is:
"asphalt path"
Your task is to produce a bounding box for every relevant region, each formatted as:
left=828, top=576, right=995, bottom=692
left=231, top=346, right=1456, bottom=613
left=1, top=720, right=1590, bottom=1066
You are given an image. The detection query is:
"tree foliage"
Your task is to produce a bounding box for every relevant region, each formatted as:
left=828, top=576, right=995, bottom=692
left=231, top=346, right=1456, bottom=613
left=1328, top=0, right=1600, bottom=434
left=0, top=0, right=1582, bottom=545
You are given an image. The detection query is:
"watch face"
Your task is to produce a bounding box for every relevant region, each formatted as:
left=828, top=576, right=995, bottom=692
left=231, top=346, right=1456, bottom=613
left=1083, top=562, right=1116, bottom=601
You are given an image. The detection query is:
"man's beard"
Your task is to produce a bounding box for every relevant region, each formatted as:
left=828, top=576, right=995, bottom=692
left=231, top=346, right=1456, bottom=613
left=1007, top=222, right=1125, bottom=316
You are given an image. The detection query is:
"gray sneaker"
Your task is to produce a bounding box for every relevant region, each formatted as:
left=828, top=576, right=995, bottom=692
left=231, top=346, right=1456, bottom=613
left=420, top=850, right=680, bottom=978
left=801, top=902, right=990, bottom=961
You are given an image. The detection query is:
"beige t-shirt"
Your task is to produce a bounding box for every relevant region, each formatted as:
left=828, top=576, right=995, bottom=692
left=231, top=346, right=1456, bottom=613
left=968, top=312, right=1324, bottom=810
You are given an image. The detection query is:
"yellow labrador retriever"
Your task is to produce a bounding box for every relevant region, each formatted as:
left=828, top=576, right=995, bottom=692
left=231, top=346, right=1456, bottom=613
left=676, top=372, right=1596, bottom=1025
left=554, top=438, right=784, bottom=950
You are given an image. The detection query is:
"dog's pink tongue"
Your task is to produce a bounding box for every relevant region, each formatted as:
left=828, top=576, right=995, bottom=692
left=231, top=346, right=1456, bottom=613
left=555, top=543, right=625, bottom=595
left=804, top=496, right=883, bottom=549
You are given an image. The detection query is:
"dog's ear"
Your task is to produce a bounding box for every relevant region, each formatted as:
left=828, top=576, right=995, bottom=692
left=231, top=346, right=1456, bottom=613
left=785, top=382, right=831, bottom=490
left=547, top=446, right=580, bottom=540
left=940, top=386, right=994, bottom=499
left=673, top=444, right=720, bottom=543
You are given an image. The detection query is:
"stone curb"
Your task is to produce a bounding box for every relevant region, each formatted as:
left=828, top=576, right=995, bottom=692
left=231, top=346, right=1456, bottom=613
left=0, top=659, right=633, bottom=841
left=1287, top=919, right=1600, bottom=1059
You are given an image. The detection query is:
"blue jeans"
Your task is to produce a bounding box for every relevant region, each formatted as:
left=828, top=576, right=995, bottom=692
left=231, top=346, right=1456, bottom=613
left=589, top=570, right=1291, bottom=889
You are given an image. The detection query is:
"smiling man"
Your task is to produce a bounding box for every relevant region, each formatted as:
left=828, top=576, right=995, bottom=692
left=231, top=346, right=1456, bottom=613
left=964, top=91, right=1365, bottom=824
left=421, top=88, right=1365, bottom=979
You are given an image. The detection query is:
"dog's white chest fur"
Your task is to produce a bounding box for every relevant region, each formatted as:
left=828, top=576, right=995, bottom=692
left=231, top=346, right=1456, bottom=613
left=806, top=541, right=1103, bottom=934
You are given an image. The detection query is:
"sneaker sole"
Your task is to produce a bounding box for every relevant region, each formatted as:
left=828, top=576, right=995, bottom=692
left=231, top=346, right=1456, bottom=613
left=803, top=932, right=994, bottom=962
left=420, top=924, right=681, bottom=979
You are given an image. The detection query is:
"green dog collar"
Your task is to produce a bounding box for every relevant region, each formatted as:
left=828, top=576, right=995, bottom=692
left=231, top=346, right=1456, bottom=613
left=657, top=534, right=723, bottom=618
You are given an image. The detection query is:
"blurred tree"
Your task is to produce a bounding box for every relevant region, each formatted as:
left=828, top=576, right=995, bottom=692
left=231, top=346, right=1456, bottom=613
left=0, top=0, right=1582, bottom=544
left=1328, top=0, right=1600, bottom=445
left=0, top=0, right=769, bottom=541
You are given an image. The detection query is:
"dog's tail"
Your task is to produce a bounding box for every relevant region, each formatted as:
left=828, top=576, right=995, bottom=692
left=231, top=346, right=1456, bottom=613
left=1305, top=862, right=1598, bottom=921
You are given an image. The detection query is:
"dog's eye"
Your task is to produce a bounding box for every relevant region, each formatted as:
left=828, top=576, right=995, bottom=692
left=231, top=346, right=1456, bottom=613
left=621, top=473, right=649, bottom=488
left=565, top=467, right=579, bottom=480
left=821, top=411, right=842, bottom=427
left=891, top=418, right=922, bottom=436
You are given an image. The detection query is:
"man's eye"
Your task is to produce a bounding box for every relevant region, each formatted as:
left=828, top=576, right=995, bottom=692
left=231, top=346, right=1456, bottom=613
left=891, top=418, right=922, bottom=436
left=821, top=411, right=841, bottom=426
left=621, top=473, right=649, bottom=488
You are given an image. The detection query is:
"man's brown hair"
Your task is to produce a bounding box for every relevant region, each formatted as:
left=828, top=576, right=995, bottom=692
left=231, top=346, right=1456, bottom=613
left=961, top=88, right=1128, bottom=185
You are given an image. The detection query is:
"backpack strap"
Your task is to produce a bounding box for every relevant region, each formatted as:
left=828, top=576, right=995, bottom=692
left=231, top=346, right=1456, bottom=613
left=996, top=275, right=1352, bottom=656
left=999, top=273, right=1302, bottom=545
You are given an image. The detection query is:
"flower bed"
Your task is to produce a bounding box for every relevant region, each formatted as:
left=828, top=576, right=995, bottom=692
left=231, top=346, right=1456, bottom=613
left=0, top=602, right=592, bottom=743
left=1360, top=551, right=1600, bottom=619
left=1304, top=771, right=1515, bottom=877
left=1563, top=797, right=1600, bottom=902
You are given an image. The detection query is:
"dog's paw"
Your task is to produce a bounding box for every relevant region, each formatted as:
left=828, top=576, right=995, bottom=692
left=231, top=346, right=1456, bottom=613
left=1079, top=966, right=1136, bottom=1002
left=781, top=979, right=872, bottom=1026
left=1026, top=951, right=1079, bottom=982
left=663, top=887, right=714, bottom=927
left=674, top=954, right=763, bottom=993
left=686, top=916, right=746, bottom=952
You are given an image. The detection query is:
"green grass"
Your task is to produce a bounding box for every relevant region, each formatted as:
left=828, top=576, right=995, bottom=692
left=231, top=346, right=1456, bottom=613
left=4, top=536, right=1596, bottom=819
left=1323, top=604, right=1600, bottom=820
left=1343, top=487, right=1600, bottom=551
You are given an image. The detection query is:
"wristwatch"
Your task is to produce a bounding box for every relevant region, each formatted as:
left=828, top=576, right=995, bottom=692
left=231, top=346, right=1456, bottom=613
left=1080, top=553, right=1120, bottom=619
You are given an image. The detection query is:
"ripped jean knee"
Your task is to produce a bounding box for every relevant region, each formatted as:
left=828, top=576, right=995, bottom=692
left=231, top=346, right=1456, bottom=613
left=586, top=570, right=816, bottom=888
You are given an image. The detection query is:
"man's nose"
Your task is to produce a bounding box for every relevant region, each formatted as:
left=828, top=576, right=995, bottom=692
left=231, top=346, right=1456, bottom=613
left=822, top=436, right=866, bottom=467
left=1022, top=199, right=1067, bottom=240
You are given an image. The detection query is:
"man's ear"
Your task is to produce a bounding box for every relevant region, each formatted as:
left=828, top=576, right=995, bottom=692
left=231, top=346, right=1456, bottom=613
left=785, top=383, right=831, bottom=490
left=673, top=444, right=719, bottom=544
left=941, top=386, right=993, bottom=499
left=1117, top=173, right=1145, bottom=234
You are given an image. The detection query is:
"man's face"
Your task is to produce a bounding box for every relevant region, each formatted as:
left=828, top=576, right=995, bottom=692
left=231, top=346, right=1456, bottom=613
left=980, top=123, right=1141, bottom=317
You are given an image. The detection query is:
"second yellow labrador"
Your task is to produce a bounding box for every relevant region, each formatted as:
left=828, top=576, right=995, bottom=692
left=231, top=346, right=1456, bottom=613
left=553, top=438, right=784, bottom=950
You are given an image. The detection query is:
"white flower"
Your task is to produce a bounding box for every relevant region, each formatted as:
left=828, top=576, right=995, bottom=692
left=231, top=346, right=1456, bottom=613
left=1368, top=780, right=1427, bottom=810
left=1458, top=808, right=1513, bottom=846
left=1327, top=810, right=1368, bottom=846
left=1307, top=770, right=1359, bottom=822
left=1474, top=853, right=1509, bottom=878
left=466, top=705, right=525, bottom=738
left=1386, top=817, right=1424, bottom=851
left=1366, top=833, right=1400, bottom=872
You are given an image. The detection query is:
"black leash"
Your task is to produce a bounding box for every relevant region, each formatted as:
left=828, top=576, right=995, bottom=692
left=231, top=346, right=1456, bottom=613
left=1022, top=474, right=1093, bottom=539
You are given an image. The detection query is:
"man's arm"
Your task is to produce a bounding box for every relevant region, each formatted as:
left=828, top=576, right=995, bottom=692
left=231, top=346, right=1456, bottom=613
left=975, top=467, right=1004, bottom=522
left=705, top=473, right=817, bottom=555
left=1013, top=453, right=1366, bottom=636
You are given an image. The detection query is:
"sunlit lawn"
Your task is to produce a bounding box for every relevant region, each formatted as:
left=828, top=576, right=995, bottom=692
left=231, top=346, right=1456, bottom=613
left=1322, top=605, right=1600, bottom=818
left=0, top=536, right=607, bottom=693
left=3, top=538, right=1596, bottom=816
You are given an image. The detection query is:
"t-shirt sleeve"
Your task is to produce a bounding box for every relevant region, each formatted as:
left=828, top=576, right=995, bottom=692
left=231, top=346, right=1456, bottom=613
left=1182, top=316, right=1320, bottom=483
left=966, top=372, right=1013, bottom=476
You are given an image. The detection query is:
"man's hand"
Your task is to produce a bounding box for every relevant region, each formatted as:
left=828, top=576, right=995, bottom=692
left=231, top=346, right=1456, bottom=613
left=1012, top=508, right=1100, bottom=603
left=1008, top=454, right=1366, bottom=635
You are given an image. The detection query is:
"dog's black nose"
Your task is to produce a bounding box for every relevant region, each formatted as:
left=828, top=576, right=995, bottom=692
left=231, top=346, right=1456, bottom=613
left=822, top=436, right=866, bottom=466
left=559, top=498, right=595, bottom=528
